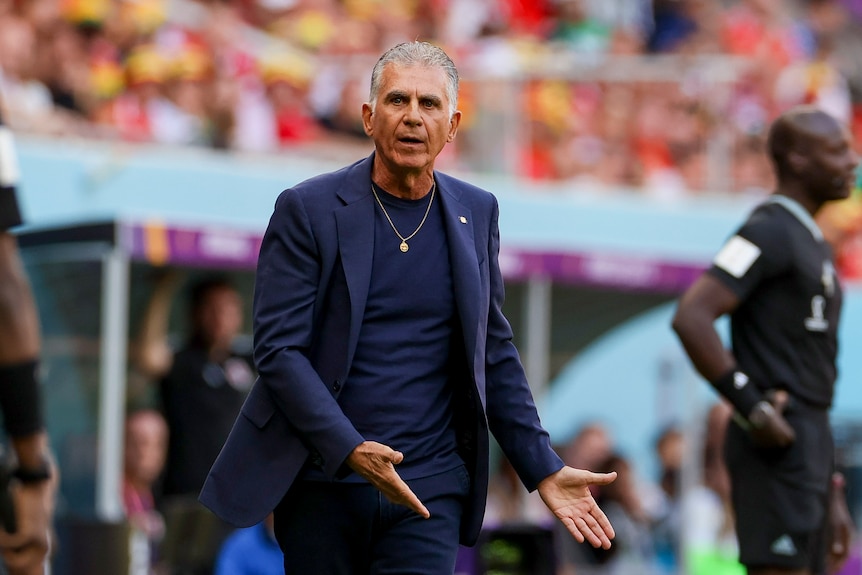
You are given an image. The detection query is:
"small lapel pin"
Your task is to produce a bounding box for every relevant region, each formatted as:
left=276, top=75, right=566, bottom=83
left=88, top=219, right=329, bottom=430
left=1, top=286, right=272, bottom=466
left=459, top=216, right=467, bottom=224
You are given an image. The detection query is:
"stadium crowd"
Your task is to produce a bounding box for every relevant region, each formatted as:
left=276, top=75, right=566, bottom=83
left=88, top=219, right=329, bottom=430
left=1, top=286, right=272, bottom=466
left=1, top=0, right=862, bottom=195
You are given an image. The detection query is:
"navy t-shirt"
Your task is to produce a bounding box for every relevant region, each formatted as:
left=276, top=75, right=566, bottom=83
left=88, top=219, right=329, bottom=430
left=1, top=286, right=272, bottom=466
left=306, top=183, right=464, bottom=482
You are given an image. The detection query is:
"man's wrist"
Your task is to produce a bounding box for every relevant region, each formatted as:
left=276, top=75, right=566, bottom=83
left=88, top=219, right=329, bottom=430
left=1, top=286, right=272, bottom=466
left=12, top=457, right=52, bottom=484
left=710, top=368, right=764, bottom=418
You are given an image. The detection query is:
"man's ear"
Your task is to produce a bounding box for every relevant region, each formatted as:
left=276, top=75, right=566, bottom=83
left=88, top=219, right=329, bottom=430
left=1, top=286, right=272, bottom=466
left=786, top=148, right=808, bottom=174
left=446, top=110, right=462, bottom=142
left=361, top=103, right=374, bottom=137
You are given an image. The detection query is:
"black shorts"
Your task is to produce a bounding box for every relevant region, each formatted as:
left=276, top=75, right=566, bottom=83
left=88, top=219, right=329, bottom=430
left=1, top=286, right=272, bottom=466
left=0, top=187, right=21, bottom=231
left=724, top=402, right=833, bottom=572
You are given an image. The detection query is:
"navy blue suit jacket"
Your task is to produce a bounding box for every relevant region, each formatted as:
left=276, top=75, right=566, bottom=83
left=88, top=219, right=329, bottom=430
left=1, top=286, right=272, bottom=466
left=199, top=154, right=563, bottom=545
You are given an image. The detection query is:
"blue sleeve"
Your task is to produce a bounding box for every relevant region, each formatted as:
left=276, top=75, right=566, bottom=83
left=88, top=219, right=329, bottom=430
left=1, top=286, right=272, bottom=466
left=252, top=190, right=364, bottom=478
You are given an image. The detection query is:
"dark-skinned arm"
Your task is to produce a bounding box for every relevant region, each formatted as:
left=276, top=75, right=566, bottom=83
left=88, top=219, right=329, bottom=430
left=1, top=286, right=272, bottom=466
left=0, top=232, right=56, bottom=575
left=672, top=274, right=795, bottom=447
left=827, top=472, right=854, bottom=574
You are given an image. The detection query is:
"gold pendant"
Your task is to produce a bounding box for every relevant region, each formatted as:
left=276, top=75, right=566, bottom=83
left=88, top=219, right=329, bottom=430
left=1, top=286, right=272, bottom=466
left=400, top=241, right=409, bottom=253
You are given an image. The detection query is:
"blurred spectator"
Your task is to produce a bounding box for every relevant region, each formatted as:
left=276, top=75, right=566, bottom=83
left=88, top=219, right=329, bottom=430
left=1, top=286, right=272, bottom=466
left=135, top=273, right=254, bottom=501
left=593, top=453, right=663, bottom=575
left=559, top=422, right=613, bottom=474
left=132, top=272, right=254, bottom=574
left=651, top=426, right=685, bottom=575
left=655, top=426, right=684, bottom=502
left=0, top=13, right=66, bottom=134
left=681, top=401, right=745, bottom=575
left=259, top=50, right=319, bottom=146
left=549, top=0, right=612, bottom=55
left=123, top=408, right=169, bottom=575
left=647, top=0, right=700, bottom=53
left=803, top=0, right=862, bottom=105
left=483, top=455, right=553, bottom=530
left=554, top=423, right=613, bottom=575
left=774, top=32, right=852, bottom=125
left=558, top=452, right=662, bottom=575
left=213, top=513, right=282, bottom=575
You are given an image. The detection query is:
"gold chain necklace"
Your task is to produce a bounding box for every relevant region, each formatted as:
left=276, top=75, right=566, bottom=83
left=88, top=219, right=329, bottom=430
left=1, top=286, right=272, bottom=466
left=371, top=181, right=436, bottom=253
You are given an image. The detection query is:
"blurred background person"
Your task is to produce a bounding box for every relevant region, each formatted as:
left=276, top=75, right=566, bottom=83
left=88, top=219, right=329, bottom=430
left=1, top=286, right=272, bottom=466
left=213, top=513, right=281, bottom=575
left=123, top=408, right=169, bottom=575
left=133, top=272, right=254, bottom=575
left=682, top=401, right=745, bottom=575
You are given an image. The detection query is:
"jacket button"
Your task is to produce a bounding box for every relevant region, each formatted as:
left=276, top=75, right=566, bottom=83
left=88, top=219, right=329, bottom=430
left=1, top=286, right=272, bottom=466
left=333, top=380, right=341, bottom=391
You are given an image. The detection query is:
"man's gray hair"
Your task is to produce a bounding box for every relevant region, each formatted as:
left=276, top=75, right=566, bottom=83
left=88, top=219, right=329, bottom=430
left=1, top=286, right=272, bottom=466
left=369, top=42, right=459, bottom=118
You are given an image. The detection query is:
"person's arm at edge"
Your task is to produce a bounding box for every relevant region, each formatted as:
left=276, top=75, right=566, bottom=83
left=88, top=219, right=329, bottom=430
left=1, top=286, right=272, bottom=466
left=0, top=234, right=55, bottom=574
left=827, top=471, right=854, bottom=574
left=130, top=270, right=182, bottom=379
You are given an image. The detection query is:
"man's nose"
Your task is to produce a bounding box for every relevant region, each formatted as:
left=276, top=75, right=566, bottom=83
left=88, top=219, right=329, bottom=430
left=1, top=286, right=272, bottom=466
left=403, top=102, right=423, bottom=125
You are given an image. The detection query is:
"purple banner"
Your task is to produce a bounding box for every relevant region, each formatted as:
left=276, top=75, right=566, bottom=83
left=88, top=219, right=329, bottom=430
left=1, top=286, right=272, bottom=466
left=122, top=222, right=705, bottom=292
left=499, top=248, right=706, bottom=293
left=124, top=221, right=263, bottom=270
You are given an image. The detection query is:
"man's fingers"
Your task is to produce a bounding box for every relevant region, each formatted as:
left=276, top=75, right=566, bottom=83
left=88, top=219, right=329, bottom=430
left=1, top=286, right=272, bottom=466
left=578, top=512, right=613, bottom=549
left=583, top=471, right=617, bottom=486
left=388, top=450, right=404, bottom=465
left=377, top=470, right=429, bottom=519
left=574, top=517, right=598, bottom=546
left=398, top=488, right=430, bottom=519
left=561, top=517, right=584, bottom=544
left=389, top=479, right=429, bottom=518
left=592, top=507, right=615, bottom=541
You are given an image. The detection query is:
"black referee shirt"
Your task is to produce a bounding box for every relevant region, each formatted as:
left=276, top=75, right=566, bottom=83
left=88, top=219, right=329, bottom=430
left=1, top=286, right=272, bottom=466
left=708, top=195, right=842, bottom=408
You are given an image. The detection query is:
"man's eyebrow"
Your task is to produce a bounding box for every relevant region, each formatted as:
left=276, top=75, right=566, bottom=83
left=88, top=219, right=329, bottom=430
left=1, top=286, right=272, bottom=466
left=385, top=90, right=410, bottom=100
left=384, top=90, right=443, bottom=106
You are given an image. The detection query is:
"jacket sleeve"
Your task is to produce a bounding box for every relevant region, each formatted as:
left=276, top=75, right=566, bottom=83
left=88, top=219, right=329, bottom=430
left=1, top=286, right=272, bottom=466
left=252, top=189, right=364, bottom=478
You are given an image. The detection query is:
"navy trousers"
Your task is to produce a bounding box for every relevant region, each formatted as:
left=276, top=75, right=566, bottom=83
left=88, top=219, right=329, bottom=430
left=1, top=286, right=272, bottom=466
left=273, top=465, right=470, bottom=575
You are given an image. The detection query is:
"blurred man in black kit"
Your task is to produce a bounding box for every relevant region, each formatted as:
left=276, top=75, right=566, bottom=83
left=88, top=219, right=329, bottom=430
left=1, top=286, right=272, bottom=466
left=673, top=106, right=857, bottom=575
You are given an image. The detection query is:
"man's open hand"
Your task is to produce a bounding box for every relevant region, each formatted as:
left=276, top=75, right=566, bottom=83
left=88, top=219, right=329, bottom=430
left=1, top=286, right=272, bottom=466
left=537, top=466, right=617, bottom=549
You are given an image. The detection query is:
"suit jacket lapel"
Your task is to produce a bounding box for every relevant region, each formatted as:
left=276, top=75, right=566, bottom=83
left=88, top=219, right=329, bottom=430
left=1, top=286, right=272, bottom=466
left=438, top=178, right=479, bottom=372
left=335, top=157, right=375, bottom=364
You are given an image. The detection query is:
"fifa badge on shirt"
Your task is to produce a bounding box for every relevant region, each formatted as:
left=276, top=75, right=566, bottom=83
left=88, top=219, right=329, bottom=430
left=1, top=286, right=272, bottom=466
left=822, top=261, right=835, bottom=297
left=804, top=295, right=829, bottom=332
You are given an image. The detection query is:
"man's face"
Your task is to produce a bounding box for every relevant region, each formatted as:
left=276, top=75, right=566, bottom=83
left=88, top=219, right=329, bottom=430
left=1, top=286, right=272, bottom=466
left=124, top=413, right=167, bottom=484
left=362, top=64, right=460, bottom=177
left=802, top=124, right=859, bottom=203
left=196, top=286, right=242, bottom=346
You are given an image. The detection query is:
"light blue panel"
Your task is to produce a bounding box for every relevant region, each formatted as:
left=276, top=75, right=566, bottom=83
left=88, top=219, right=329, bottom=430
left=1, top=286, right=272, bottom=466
left=492, top=190, right=754, bottom=262
left=15, top=137, right=754, bottom=264
left=15, top=137, right=342, bottom=231
left=539, top=285, right=862, bottom=480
